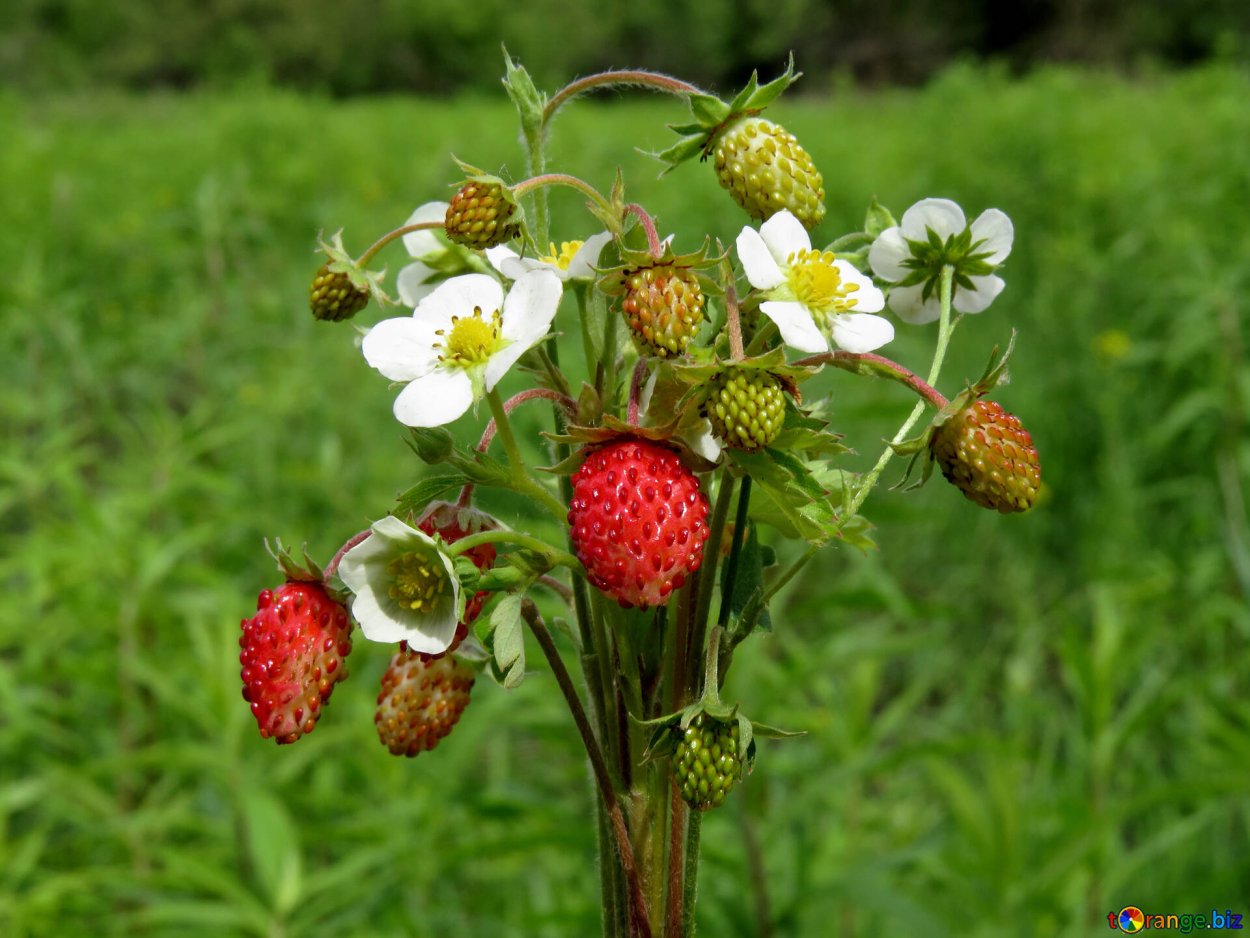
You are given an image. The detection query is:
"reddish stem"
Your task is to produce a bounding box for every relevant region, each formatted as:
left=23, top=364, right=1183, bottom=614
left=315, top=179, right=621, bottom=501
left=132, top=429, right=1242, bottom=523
left=725, top=279, right=745, bottom=361
left=476, top=388, right=578, bottom=453
left=624, top=204, right=664, bottom=260
left=799, top=351, right=950, bottom=409
left=324, top=529, right=371, bottom=581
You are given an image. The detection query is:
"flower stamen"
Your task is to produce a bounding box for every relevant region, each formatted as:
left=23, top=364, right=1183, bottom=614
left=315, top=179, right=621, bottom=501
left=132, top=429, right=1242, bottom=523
left=539, top=240, right=584, bottom=271
left=437, top=305, right=504, bottom=367
left=786, top=249, right=859, bottom=315
left=387, top=551, right=448, bottom=612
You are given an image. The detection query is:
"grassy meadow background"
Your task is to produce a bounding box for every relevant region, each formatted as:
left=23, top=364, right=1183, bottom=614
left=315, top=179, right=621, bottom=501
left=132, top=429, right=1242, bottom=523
left=2, top=63, right=1249, bottom=936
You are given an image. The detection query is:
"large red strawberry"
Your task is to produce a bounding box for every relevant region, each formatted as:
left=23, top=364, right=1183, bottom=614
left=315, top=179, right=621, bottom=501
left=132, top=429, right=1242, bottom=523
left=239, top=581, right=353, bottom=744
left=567, top=438, right=711, bottom=608
left=375, top=642, right=476, bottom=757
left=415, top=501, right=497, bottom=652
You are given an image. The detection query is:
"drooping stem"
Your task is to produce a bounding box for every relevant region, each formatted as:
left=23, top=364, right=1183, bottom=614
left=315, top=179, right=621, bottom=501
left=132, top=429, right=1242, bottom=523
left=512, top=173, right=616, bottom=223
left=522, top=601, right=653, bottom=938
left=356, top=220, right=444, bottom=267
left=323, top=529, right=370, bottom=581
left=476, top=388, right=578, bottom=453
left=445, top=528, right=579, bottom=571
left=624, top=203, right=664, bottom=259
left=725, top=279, right=745, bottom=362
left=843, top=264, right=957, bottom=521
left=796, top=351, right=948, bottom=409
left=485, top=388, right=568, bottom=523
left=544, top=70, right=704, bottom=131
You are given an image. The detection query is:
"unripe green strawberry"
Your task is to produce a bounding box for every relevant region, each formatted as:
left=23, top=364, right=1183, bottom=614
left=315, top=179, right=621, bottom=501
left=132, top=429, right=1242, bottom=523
left=930, top=399, right=1040, bottom=513
left=674, top=713, right=742, bottom=811
left=705, top=369, right=787, bottom=451
left=621, top=264, right=705, bottom=358
left=310, top=262, right=370, bottom=322
left=375, top=643, right=475, bottom=757
left=444, top=179, right=521, bottom=249
left=712, top=117, right=825, bottom=229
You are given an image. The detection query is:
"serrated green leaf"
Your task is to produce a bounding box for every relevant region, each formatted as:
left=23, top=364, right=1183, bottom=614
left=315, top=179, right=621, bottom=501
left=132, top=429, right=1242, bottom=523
left=655, top=134, right=708, bottom=170
left=744, top=53, right=800, bottom=110
left=394, top=474, right=469, bottom=519
left=488, top=593, right=526, bottom=688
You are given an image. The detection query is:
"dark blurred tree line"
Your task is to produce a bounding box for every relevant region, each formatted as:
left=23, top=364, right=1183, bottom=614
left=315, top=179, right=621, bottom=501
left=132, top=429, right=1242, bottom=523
left=1, top=0, right=1246, bottom=94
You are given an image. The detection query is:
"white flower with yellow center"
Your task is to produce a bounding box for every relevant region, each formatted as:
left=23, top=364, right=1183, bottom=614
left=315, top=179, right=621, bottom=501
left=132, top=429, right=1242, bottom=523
left=363, top=270, right=562, bottom=427
left=868, top=197, right=1014, bottom=325
left=736, top=210, right=892, bottom=354
left=486, top=231, right=612, bottom=282
left=338, top=516, right=463, bottom=654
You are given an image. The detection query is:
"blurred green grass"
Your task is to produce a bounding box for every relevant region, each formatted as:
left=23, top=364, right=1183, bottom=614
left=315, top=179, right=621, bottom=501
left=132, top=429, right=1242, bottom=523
left=1, top=64, right=1248, bottom=936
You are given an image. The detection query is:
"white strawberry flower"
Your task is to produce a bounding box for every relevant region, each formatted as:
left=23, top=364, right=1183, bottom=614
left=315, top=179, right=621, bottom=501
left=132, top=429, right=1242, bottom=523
left=363, top=270, right=562, bottom=427
left=485, top=232, right=613, bottom=282
left=736, top=210, right=892, bottom=354
left=338, top=516, right=463, bottom=654
left=868, top=197, right=1014, bottom=325
left=396, top=201, right=488, bottom=306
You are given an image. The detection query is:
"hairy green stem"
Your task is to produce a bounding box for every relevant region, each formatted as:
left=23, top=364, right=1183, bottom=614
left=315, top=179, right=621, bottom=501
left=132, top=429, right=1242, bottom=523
left=843, top=264, right=956, bottom=521
left=356, top=220, right=444, bottom=267
left=543, top=70, right=703, bottom=131
left=512, top=173, right=615, bottom=223
left=445, top=528, right=579, bottom=571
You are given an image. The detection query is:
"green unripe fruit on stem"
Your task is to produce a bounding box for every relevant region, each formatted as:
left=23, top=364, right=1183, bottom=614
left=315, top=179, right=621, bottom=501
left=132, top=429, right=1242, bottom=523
left=705, top=369, right=787, bottom=451
left=712, top=117, right=826, bottom=229
left=675, top=713, right=742, bottom=810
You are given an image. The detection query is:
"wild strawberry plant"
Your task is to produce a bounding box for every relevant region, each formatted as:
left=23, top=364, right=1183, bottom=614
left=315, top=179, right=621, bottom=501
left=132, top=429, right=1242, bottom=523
left=242, top=54, right=1041, bottom=937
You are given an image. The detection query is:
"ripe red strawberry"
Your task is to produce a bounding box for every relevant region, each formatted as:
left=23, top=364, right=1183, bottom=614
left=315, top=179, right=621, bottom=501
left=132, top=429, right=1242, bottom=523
left=930, top=399, right=1041, bottom=513
left=239, top=581, right=353, bottom=744
left=415, top=501, right=497, bottom=650
left=375, top=643, right=476, bottom=757
left=568, top=438, right=711, bottom=608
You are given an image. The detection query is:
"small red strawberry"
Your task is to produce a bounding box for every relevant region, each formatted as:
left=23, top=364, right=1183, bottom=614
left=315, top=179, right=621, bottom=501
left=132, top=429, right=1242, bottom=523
left=930, top=399, right=1041, bottom=513
left=568, top=438, right=711, bottom=608
left=415, top=501, right=498, bottom=650
left=375, top=643, right=476, bottom=757
left=239, top=581, right=353, bottom=744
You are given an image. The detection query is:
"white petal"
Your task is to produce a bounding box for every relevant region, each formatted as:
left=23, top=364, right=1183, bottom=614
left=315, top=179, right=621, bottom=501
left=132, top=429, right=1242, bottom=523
left=759, top=300, right=828, bottom=353
left=392, top=367, right=475, bottom=427
left=887, top=283, right=941, bottom=325
left=867, top=227, right=910, bottom=282
left=501, top=269, right=562, bottom=345
left=362, top=317, right=442, bottom=381
left=419, top=273, right=505, bottom=323
left=485, top=245, right=521, bottom=276
left=834, top=260, right=886, bottom=313
left=954, top=274, right=1005, bottom=314
left=371, top=514, right=430, bottom=544
left=758, top=210, right=811, bottom=264
left=397, top=261, right=439, bottom=307
left=970, top=209, right=1013, bottom=264
left=402, top=202, right=450, bottom=259
left=639, top=367, right=659, bottom=414
left=900, top=198, right=966, bottom=242
left=686, top=420, right=722, bottom=462
left=566, top=232, right=613, bottom=280
left=736, top=226, right=785, bottom=290
left=830, top=314, right=895, bottom=353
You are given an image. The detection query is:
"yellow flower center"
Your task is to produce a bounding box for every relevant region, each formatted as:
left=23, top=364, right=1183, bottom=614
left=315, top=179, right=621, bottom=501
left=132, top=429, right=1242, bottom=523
left=387, top=551, right=447, bottom=612
left=539, top=240, right=584, bottom=271
left=438, top=306, right=503, bottom=367
left=786, top=249, right=860, bottom=315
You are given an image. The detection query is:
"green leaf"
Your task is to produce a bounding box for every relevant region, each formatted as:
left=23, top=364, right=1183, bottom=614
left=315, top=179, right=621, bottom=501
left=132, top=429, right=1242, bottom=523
left=487, top=593, right=526, bottom=689
left=240, top=788, right=302, bottom=917
left=654, top=134, right=706, bottom=171
left=394, top=474, right=469, bottom=520
left=722, top=522, right=771, bottom=634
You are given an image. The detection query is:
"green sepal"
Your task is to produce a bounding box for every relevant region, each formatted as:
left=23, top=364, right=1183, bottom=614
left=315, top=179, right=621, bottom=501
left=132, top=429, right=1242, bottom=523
left=864, top=198, right=897, bottom=238
left=406, top=428, right=513, bottom=487
left=393, top=474, right=471, bottom=521
left=317, top=229, right=392, bottom=307
left=264, top=538, right=348, bottom=600
left=748, top=720, right=805, bottom=739
left=596, top=236, right=722, bottom=295
left=656, top=54, right=802, bottom=170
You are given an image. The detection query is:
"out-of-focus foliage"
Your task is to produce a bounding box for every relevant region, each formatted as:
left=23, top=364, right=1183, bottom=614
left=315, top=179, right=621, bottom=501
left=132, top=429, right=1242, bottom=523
left=1, top=0, right=1248, bottom=93
left=1, top=63, right=1248, bottom=935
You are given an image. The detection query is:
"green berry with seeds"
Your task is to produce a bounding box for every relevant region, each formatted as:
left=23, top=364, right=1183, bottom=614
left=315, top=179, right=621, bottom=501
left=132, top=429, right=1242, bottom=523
left=706, top=369, right=787, bottom=451
left=712, top=116, right=825, bottom=229
left=675, top=713, right=742, bottom=811
left=444, top=178, right=521, bottom=249
left=309, top=262, right=371, bottom=322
